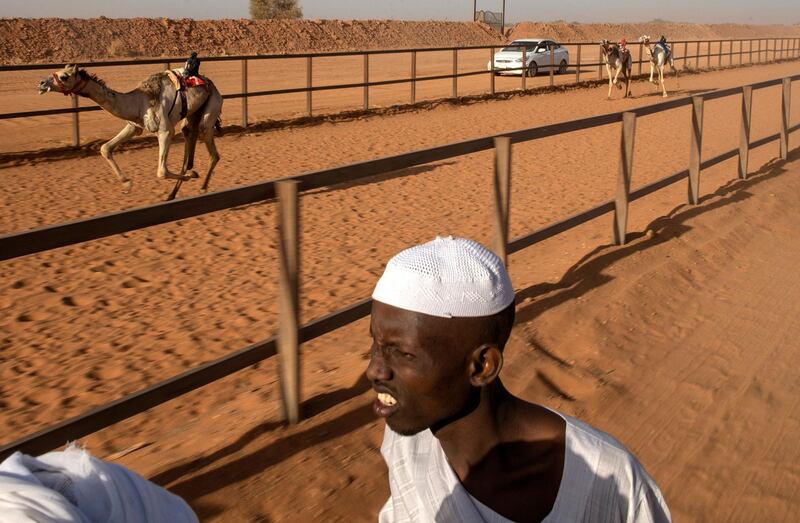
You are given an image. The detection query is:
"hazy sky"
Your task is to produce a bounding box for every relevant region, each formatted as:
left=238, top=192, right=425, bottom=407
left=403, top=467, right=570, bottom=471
left=1, top=0, right=797, bottom=25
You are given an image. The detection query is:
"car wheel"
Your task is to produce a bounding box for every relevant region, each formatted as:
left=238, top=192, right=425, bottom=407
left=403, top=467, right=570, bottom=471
left=527, top=62, right=538, bottom=77
left=558, top=60, right=568, bottom=74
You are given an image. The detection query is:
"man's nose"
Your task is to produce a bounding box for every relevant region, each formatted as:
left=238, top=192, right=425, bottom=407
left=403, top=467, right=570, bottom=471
left=365, top=346, right=391, bottom=383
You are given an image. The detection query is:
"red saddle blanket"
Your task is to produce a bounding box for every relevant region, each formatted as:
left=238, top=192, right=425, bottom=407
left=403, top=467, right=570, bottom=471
left=184, top=76, right=207, bottom=88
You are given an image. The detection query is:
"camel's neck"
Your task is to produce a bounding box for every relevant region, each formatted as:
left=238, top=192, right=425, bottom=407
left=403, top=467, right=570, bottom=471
left=79, top=77, right=145, bottom=123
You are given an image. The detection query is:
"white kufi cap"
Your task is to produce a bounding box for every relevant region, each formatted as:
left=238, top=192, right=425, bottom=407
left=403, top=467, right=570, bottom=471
left=372, top=236, right=515, bottom=318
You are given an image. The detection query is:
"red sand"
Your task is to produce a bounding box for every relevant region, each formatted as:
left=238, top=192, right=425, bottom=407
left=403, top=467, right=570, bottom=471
left=1, top=49, right=799, bottom=521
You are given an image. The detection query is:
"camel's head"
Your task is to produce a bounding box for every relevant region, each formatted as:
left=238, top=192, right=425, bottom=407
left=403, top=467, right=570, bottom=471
left=639, top=35, right=651, bottom=44
left=39, top=64, right=82, bottom=95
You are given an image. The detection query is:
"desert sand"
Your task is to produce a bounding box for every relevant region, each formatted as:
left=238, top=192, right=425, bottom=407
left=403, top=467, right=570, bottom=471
left=1, top=42, right=799, bottom=522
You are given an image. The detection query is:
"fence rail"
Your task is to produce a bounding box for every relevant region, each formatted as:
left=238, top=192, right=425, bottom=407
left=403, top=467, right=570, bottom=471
left=0, top=72, right=797, bottom=460
left=2, top=37, right=798, bottom=145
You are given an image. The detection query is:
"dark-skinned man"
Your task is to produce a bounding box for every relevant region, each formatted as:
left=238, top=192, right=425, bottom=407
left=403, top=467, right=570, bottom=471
left=368, top=236, right=670, bottom=522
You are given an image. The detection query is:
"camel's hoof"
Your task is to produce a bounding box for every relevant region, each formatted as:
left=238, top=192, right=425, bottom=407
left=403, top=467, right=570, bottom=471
left=121, top=181, right=133, bottom=194
left=165, top=174, right=192, bottom=182
left=188, top=170, right=200, bottom=179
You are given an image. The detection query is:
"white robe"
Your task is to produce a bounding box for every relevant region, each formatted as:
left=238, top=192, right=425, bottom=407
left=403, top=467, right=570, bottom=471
left=0, top=446, right=197, bottom=523
left=379, top=410, right=671, bottom=523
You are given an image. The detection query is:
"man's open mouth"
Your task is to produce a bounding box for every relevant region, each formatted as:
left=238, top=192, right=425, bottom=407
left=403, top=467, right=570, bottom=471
left=373, top=391, right=400, bottom=417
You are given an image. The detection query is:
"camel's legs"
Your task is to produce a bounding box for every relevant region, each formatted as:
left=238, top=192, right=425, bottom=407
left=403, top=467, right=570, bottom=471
left=672, top=61, right=680, bottom=89
left=180, top=128, right=200, bottom=178
left=659, top=66, right=667, bottom=97
left=166, top=124, right=201, bottom=201
left=156, top=129, right=175, bottom=180
left=612, top=66, right=622, bottom=89
left=624, top=71, right=631, bottom=98
left=200, top=129, right=220, bottom=192
left=606, top=64, right=614, bottom=98
left=156, top=128, right=193, bottom=182
left=100, top=123, right=142, bottom=193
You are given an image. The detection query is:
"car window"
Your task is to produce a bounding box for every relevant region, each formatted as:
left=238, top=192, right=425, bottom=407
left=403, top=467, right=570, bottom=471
left=501, top=42, right=538, bottom=52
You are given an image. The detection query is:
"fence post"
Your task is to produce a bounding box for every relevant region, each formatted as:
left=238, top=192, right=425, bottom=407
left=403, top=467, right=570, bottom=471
left=493, top=137, right=512, bottom=266
left=696, top=41, right=701, bottom=68
left=614, top=112, right=636, bottom=245
left=521, top=48, right=527, bottom=91
left=411, top=51, right=417, bottom=104
left=683, top=41, right=689, bottom=69
left=306, top=56, right=312, bottom=116
left=70, top=95, right=80, bottom=147
left=549, top=46, right=555, bottom=87
left=363, top=53, right=370, bottom=110
left=163, top=62, right=171, bottom=71
left=576, top=44, right=582, bottom=83
left=688, top=96, right=704, bottom=205
left=758, top=39, right=762, bottom=63
left=780, top=78, right=791, bottom=160
left=748, top=39, right=753, bottom=63
left=738, top=86, right=753, bottom=180
left=276, top=180, right=301, bottom=425
left=730, top=39, right=735, bottom=66
left=638, top=42, right=643, bottom=76
left=453, top=49, right=459, bottom=97
left=718, top=40, right=723, bottom=68
left=598, top=46, right=603, bottom=79
left=490, top=47, right=496, bottom=95
left=773, top=38, right=777, bottom=61
left=739, top=39, right=743, bottom=65
left=241, top=59, right=248, bottom=128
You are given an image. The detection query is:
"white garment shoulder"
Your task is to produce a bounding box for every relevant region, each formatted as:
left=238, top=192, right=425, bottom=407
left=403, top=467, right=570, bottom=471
left=379, top=410, right=671, bottom=523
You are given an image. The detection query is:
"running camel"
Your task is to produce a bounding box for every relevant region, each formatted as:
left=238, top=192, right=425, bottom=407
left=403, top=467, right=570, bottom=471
left=639, top=35, right=679, bottom=98
left=600, top=40, right=633, bottom=99
left=38, top=64, right=223, bottom=200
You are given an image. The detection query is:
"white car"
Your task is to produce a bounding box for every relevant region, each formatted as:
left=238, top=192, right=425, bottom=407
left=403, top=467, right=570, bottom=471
left=487, top=38, right=569, bottom=77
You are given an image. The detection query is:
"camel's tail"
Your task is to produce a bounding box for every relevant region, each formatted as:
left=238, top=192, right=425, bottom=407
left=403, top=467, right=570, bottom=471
left=215, top=117, right=222, bottom=133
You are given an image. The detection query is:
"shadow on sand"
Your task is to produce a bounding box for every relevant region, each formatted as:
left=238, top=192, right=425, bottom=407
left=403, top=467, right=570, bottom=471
left=152, top=147, right=797, bottom=507
left=515, top=148, right=797, bottom=324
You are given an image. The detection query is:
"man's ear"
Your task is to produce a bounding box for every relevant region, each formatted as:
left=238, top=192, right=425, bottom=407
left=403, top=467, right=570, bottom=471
left=468, top=344, right=503, bottom=387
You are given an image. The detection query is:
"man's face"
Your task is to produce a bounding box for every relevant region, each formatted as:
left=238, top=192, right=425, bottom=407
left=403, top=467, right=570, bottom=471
left=365, top=301, right=476, bottom=436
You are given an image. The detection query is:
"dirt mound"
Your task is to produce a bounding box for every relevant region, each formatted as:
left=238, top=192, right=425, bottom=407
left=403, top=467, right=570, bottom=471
left=508, top=21, right=800, bottom=42
left=0, top=18, right=504, bottom=65
left=2, top=18, right=798, bottom=66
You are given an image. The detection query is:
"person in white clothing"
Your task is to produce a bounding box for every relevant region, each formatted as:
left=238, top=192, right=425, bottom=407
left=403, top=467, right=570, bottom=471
left=0, top=444, right=197, bottom=522
left=367, top=236, right=670, bottom=522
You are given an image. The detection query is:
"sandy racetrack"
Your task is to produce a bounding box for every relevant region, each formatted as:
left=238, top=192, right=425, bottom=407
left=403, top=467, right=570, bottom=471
left=1, top=56, right=799, bottom=521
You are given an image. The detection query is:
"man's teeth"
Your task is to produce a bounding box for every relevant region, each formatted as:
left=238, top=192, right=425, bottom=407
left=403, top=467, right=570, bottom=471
left=377, top=392, right=397, bottom=406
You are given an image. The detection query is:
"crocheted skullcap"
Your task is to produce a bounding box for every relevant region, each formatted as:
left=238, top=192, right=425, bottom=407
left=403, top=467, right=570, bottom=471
left=372, top=236, right=514, bottom=318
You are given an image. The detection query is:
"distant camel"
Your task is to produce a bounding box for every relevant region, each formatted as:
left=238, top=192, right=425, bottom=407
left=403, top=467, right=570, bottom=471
left=39, top=64, right=222, bottom=200
left=639, top=35, right=679, bottom=97
left=600, top=40, right=633, bottom=99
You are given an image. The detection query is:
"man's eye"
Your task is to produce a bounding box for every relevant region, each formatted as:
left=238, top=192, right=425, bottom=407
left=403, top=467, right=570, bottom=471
left=400, top=351, right=415, bottom=360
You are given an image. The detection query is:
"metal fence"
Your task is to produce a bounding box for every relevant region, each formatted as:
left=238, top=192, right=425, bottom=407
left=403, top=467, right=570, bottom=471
left=475, top=10, right=503, bottom=33
left=0, top=69, right=796, bottom=459
left=1, top=37, right=798, bottom=148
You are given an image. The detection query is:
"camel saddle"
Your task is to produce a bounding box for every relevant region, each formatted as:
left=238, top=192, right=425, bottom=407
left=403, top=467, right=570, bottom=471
left=165, top=70, right=209, bottom=120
